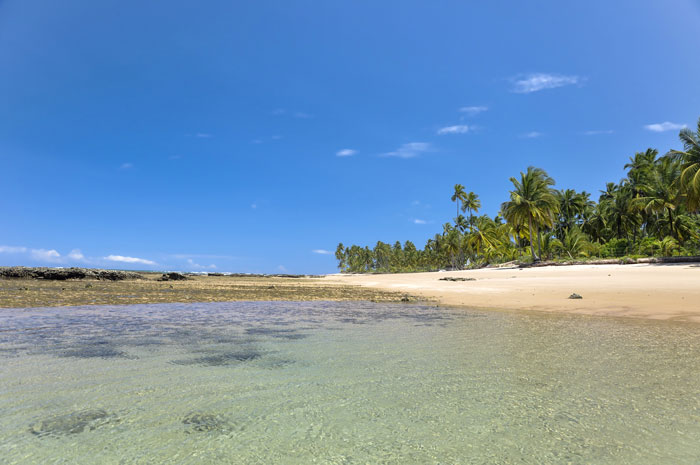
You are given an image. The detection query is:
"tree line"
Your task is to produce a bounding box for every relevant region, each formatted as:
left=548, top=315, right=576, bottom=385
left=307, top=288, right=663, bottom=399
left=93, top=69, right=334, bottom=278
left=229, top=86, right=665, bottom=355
left=335, top=118, right=700, bottom=273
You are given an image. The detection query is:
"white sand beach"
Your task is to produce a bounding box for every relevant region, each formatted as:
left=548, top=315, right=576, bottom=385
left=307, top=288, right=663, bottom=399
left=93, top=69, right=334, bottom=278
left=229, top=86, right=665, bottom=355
left=325, top=264, right=700, bottom=323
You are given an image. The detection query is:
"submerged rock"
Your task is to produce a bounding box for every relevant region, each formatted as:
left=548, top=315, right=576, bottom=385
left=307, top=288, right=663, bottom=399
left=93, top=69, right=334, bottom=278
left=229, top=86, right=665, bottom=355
left=29, top=409, right=116, bottom=437
left=182, top=412, right=231, bottom=433
left=170, top=349, right=263, bottom=367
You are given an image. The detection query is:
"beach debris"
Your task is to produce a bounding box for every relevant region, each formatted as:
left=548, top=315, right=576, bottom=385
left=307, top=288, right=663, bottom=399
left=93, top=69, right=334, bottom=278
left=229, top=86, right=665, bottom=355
left=401, top=295, right=412, bottom=302
left=29, top=409, right=117, bottom=437
left=182, top=412, right=231, bottom=433
left=85, top=283, right=93, bottom=288
left=568, top=293, right=583, bottom=299
left=439, top=277, right=476, bottom=282
left=158, top=272, right=189, bottom=281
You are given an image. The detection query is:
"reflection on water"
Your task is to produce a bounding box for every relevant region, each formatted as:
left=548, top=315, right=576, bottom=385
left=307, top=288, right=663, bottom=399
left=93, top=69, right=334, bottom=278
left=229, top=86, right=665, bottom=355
left=1, top=301, right=699, bottom=464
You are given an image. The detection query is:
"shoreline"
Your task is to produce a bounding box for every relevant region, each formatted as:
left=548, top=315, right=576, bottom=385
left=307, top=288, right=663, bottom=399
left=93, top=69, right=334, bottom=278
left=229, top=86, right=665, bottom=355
left=1, top=264, right=698, bottom=324
left=323, top=263, right=700, bottom=323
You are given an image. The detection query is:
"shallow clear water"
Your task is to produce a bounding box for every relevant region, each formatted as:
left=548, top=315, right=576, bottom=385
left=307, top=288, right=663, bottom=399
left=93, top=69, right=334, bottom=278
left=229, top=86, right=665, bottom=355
left=1, top=301, right=699, bottom=464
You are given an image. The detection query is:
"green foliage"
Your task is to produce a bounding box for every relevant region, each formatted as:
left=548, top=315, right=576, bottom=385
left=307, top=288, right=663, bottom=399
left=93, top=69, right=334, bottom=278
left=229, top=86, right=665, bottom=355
left=336, top=120, right=700, bottom=272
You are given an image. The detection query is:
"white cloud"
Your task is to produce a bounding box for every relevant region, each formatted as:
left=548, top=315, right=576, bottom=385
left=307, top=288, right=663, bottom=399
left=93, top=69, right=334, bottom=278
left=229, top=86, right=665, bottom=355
left=382, top=142, right=432, bottom=159
left=277, top=265, right=288, bottom=273
left=644, top=122, right=687, bottom=132
left=196, top=133, right=212, bottom=138
left=511, top=73, right=580, bottom=93
left=312, top=249, right=333, bottom=255
left=437, top=125, right=471, bottom=135
left=459, top=106, right=488, bottom=116
left=104, top=255, right=157, bottom=266
left=413, top=219, right=427, bottom=225
left=186, top=258, right=216, bottom=270
left=271, top=135, right=282, bottom=140
left=251, top=139, right=263, bottom=144
left=336, top=149, right=357, bottom=157
left=0, top=245, right=27, bottom=253
left=67, top=249, right=85, bottom=261
left=271, top=108, right=286, bottom=115
left=251, top=203, right=257, bottom=209
left=31, top=249, right=61, bottom=262
left=120, top=163, right=133, bottom=169
left=583, top=129, right=614, bottom=135
left=294, top=112, right=312, bottom=119
left=521, top=131, right=543, bottom=139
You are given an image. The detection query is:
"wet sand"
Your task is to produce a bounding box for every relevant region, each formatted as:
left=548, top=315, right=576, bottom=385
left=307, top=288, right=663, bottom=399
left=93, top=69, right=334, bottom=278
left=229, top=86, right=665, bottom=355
left=324, top=263, right=700, bottom=323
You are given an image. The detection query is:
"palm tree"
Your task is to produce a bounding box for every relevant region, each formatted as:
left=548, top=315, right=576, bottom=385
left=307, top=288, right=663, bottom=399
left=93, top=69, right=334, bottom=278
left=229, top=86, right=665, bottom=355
left=454, top=214, right=469, bottom=233
left=556, top=189, right=587, bottom=237
left=501, top=167, right=559, bottom=261
left=632, top=157, right=681, bottom=239
left=451, top=184, right=466, bottom=217
left=461, top=192, right=481, bottom=229
left=668, top=118, right=700, bottom=212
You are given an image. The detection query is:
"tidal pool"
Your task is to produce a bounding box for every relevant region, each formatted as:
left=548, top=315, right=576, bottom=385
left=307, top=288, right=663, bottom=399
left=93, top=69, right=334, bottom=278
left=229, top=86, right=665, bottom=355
left=0, top=301, right=699, bottom=464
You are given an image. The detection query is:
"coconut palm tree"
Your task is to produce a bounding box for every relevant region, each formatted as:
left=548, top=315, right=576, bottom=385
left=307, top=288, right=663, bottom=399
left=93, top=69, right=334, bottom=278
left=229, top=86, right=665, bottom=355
left=668, top=118, right=700, bottom=212
left=461, top=191, right=481, bottom=229
left=454, top=214, right=469, bottom=233
left=632, top=157, right=682, bottom=239
left=501, top=167, right=559, bottom=261
left=451, top=184, right=466, bottom=217
left=556, top=189, right=588, bottom=238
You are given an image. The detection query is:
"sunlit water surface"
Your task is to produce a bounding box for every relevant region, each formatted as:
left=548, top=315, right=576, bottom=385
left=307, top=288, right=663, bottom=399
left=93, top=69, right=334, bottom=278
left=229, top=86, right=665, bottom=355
left=1, top=301, right=699, bottom=464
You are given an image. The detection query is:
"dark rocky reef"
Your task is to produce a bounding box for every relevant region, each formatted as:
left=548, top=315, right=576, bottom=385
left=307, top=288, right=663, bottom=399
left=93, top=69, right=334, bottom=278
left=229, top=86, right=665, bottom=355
left=0, top=267, right=144, bottom=281
left=157, top=272, right=189, bottom=281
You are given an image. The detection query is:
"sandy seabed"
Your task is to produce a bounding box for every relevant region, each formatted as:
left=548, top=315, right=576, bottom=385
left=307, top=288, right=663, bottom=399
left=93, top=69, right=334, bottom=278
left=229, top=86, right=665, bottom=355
left=324, top=263, right=700, bottom=323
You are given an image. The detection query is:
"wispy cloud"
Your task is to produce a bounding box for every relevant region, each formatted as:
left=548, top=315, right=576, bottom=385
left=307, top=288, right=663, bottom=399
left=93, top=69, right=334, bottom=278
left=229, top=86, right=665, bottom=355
left=104, top=255, right=157, bottom=266
left=31, top=249, right=61, bottom=262
left=437, top=125, right=471, bottom=135
left=511, top=73, right=580, bottom=93
left=312, top=249, right=333, bottom=255
left=413, top=219, right=427, bottom=225
left=293, top=112, right=312, bottom=119
left=186, top=258, right=216, bottom=270
left=459, top=106, right=488, bottom=116
left=196, top=133, right=212, bottom=138
left=251, top=203, right=257, bottom=209
left=644, top=122, right=687, bottom=133
left=521, top=131, right=543, bottom=139
left=67, top=249, right=85, bottom=261
left=336, top=149, right=357, bottom=157
left=583, top=129, right=614, bottom=135
left=277, top=265, right=288, bottom=273
left=170, top=253, right=238, bottom=260
left=120, top=163, right=133, bottom=169
left=0, top=245, right=27, bottom=253
left=382, top=142, right=432, bottom=159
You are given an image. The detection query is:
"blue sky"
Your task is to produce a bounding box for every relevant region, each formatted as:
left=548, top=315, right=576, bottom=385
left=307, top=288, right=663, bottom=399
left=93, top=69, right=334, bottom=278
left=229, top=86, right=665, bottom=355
left=1, top=0, right=699, bottom=274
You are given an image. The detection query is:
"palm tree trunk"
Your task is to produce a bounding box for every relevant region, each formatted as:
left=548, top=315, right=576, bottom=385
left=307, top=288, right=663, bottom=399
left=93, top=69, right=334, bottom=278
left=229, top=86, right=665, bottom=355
left=528, top=217, right=537, bottom=261
left=667, top=207, right=675, bottom=240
